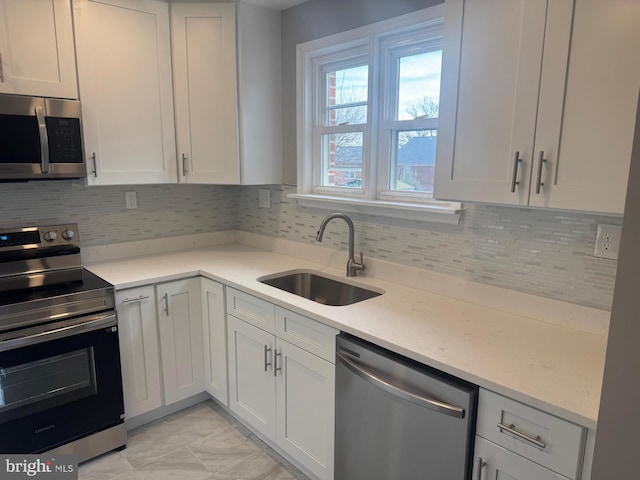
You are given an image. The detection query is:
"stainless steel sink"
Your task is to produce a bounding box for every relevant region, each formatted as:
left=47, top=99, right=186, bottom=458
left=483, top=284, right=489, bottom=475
left=258, top=270, right=383, bottom=306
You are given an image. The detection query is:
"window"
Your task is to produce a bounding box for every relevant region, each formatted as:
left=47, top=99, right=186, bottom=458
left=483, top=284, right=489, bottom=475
left=295, top=6, right=461, bottom=223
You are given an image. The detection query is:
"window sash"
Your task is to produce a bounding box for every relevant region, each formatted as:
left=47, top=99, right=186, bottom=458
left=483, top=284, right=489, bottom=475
left=298, top=7, right=454, bottom=213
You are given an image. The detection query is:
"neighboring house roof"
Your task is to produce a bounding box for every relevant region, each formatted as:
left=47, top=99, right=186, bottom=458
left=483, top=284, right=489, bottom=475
left=334, top=136, right=436, bottom=167
left=397, top=136, right=436, bottom=166
left=334, top=145, right=362, bottom=167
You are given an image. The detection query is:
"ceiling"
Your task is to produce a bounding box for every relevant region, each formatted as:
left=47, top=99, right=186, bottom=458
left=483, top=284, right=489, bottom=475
left=242, top=0, right=308, bottom=10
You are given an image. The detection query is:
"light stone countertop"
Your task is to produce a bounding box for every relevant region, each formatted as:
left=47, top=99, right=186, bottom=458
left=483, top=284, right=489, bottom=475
left=86, top=241, right=607, bottom=430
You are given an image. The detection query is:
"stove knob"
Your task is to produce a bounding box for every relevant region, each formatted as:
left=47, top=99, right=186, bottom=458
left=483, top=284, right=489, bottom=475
left=62, top=229, right=75, bottom=240
left=44, top=231, right=57, bottom=242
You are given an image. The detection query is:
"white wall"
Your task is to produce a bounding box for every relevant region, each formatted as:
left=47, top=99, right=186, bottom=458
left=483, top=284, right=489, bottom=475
left=591, top=93, right=640, bottom=478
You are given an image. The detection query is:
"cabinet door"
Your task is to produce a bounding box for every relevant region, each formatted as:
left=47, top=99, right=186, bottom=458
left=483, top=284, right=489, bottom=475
left=227, top=315, right=276, bottom=440
left=0, top=0, right=77, bottom=98
left=473, top=437, right=568, bottom=480
left=236, top=2, right=283, bottom=185
left=276, top=339, right=335, bottom=480
left=201, top=278, right=228, bottom=405
left=530, top=0, right=640, bottom=214
left=73, top=0, right=177, bottom=185
left=116, top=286, right=162, bottom=419
left=171, top=3, right=240, bottom=184
left=435, top=0, right=548, bottom=204
left=156, top=278, right=204, bottom=405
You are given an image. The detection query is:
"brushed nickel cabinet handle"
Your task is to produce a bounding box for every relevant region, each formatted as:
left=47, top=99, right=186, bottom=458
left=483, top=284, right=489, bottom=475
left=264, top=345, right=272, bottom=372
left=476, top=457, right=487, bottom=480
left=497, top=422, right=547, bottom=449
left=162, top=293, right=169, bottom=316
left=122, top=295, right=149, bottom=304
left=91, top=152, right=98, bottom=178
left=535, top=150, right=547, bottom=194
left=182, top=153, right=188, bottom=176
left=510, top=151, right=522, bottom=193
left=274, top=349, right=282, bottom=376
left=0, top=52, right=4, bottom=82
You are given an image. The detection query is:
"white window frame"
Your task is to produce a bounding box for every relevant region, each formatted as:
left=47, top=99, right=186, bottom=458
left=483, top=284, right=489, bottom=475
left=293, top=5, right=462, bottom=224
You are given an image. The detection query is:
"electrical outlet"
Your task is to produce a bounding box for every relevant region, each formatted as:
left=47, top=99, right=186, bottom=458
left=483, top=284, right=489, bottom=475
left=594, top=224, right=622, bottom=259
left=125, top=191, right=137, bottom=209
left=258, top=188, right=271, bottom=209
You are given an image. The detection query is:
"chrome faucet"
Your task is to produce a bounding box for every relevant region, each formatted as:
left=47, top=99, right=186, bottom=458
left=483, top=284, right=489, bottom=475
left=315, top=213, right=365, bottom=277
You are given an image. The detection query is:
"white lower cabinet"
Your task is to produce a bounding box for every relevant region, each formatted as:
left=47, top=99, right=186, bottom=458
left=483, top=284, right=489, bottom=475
left=116, top=286, right=163, bottom=419
left=116, top=277, right=205, bottom=422
left=201, top=278, right=228, bottom=405
left=227, top=315, right=277, bottom=438
left=156, top=278, right=205, bottom=405
left=227, top=289, right=338, bottom=480
left=474, top=437, right=568, bottom=480
left=275, top=339, right=335, bottom=480
left=475, top=388, right=587, bottom=480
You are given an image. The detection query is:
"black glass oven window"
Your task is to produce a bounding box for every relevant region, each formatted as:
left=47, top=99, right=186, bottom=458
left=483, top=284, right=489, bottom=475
left=45, top=117, right=83, bottom=163
left=0, top=114, right=41, bottom=164
left=0, top=348, right=97, bottom=415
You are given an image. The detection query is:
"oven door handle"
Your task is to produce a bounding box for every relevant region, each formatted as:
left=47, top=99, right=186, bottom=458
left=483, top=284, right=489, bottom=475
left=0, top=312, right=117, bottom=352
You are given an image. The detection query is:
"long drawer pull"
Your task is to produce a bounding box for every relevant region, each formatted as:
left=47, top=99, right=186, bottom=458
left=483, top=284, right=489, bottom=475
left=122, top=295, right=150, bottom=303
left=337, top=350, right=465, bottom=418
left=497, top=422, right=547, bottom=449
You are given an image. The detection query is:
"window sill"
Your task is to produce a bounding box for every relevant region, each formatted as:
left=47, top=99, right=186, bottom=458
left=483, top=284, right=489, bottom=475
left=288, top=193, right=463, bottom=225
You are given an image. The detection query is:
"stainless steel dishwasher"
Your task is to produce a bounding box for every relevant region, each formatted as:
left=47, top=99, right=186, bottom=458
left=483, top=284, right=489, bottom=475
left=335, top=334, right=478, bottom=480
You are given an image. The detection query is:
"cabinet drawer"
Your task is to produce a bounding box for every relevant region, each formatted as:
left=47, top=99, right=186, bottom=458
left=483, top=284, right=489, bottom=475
left=226, top=288, right=275, bottom=332
left=477, top=389, right=585, bottom=479
left=275, top=307, right=339, bottom=363
left=473, top=436, right=568, bottom=480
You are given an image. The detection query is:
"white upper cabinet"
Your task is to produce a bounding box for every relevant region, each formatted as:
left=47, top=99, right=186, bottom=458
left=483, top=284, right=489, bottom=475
left=73, top=0, right=177, bottom=185
left=435, top=0, right=640, bottom=214
left=171, top=2, right=282, bottom=185
left=236, top=1, right=283, bottom=185
left=171, top=3, right=240, bottom=184
left=529, top=0, right=640, bottom=213
left=0, top=0, right=77, bottom=98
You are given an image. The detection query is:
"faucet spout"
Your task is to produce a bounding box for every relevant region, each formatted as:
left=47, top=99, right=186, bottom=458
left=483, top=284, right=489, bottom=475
left=315, top=213, right=365, bottom=277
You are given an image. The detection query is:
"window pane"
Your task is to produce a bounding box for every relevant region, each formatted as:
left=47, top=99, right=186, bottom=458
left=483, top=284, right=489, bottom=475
left=397, top=51, right=442, bottom=121
left=325, top=65, right=368, bottom=126
left=389, top=130, right=437, bottom=192
left=321, top=132, right=363, bottom=188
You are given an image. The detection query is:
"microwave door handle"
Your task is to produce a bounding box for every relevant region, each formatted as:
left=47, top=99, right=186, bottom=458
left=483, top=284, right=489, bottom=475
left=35, top=106, right=50, bottom=173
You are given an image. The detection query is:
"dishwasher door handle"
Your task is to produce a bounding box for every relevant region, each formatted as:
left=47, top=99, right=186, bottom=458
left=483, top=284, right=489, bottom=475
left=337, top=351, right=465, bottom=418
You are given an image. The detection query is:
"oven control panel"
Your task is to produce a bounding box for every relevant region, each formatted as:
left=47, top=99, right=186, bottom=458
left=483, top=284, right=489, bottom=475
left=0, top=224, right=80, bottom=250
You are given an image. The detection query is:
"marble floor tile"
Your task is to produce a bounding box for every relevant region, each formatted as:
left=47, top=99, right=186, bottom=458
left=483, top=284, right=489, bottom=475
left=79, top=401, right=311, bottom=480
left=77, top=450, right=133, bottom=480
left=187, top=426, right=262, bottom=472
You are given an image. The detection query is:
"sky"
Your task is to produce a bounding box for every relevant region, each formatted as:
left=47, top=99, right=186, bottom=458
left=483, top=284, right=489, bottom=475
left=333, top=49, right=442, bottom=121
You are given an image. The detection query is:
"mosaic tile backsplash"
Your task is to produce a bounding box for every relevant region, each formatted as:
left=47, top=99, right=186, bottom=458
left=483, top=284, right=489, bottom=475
left=0, top=182, right=237, bottom=246
left=0, top=181, right=620, bottom=310
left=237, top=185, right=620, bottom=311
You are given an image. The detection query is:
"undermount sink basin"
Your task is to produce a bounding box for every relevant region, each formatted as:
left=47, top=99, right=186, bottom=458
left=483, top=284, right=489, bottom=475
left=258, top=270, right=383, bottom=306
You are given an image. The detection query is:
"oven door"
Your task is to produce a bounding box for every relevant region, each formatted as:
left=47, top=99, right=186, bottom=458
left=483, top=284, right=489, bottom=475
left=0, top=311, right=124, bottom=454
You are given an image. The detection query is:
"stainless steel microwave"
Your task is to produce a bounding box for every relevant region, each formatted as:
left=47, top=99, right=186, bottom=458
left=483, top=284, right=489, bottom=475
left=0, top=94, right=85, bottom=180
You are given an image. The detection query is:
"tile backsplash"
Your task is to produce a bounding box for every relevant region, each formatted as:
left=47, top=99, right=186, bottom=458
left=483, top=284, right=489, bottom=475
left=237, top=185, right=620, bottom=311
left=0, top=181, right=620, bottom=310
left=0, top=182, right=236, bottom=246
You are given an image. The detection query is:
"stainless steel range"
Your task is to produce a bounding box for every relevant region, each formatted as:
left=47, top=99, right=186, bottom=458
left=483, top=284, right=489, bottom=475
left=0, top=224, right=125, bottom=462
